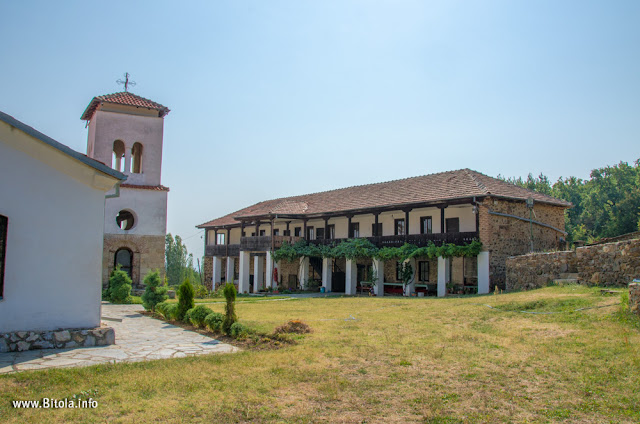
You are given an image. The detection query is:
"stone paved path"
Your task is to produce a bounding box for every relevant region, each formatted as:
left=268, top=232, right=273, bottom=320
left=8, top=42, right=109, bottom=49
left=0, top=304, right=238, bottom=374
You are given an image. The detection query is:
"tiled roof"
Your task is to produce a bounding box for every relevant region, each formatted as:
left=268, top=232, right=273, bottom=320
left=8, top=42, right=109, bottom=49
left=81, top=92, right=170, bottom=120
left=120, top=184, right=170, bottom=192
left=197, top=169, right=572, bottom=228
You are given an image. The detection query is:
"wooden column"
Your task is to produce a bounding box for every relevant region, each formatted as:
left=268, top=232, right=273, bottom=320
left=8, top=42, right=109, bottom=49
left=226, top=228, right=230, bottom=245
left=255, top=221, right=260, bottom=236
left=240, top=221, right=245, bottom=238
left=213, top=229, right=218, bottom=245
left=374, top=213, right=379, bottom=236
left=286, top=221, right=290, bottom=236
left=348, top=216, right=353, bottom=238
left=405, top=209, right=410, bottom=241
left=324, top=217, right=329, bottom=240
left=440, top=206, right=446, bottom=233
left=303, top=219, right=308, bottom=240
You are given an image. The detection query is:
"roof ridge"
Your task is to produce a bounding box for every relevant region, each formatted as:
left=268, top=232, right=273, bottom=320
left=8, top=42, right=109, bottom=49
left=464, top=168, right=490, bottom=195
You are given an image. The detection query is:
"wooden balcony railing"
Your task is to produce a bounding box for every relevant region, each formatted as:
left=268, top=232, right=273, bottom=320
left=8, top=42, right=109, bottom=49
left=205, top=244, right=240, bottom=257
left=207, top=233, right=478, bottom=256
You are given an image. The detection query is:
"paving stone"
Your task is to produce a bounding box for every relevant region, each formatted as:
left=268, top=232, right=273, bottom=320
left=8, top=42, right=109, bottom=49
left=0, top=304, right=238, bottom=374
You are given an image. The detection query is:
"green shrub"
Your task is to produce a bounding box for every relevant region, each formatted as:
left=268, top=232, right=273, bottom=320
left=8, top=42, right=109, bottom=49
left=230, top=322, right=250, bottom=339
left=165, top=303, right=180, bottom=320
left=223, top=283, right=238, bottom=335
left=141, top=270, right=168, bottom=312
left=155, top=302, right=170, bottom=317
left=204, top=312, right=225, bottom=332
left=176, top=279, right=195, bottom=321
left=185, top=305, right=212, bottom=328
left=107, top=266, right=132, bottom=304
left=192, top=283, right=209, bottom=299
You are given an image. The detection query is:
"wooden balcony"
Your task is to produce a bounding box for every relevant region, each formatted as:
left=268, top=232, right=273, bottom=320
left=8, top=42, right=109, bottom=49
left=205, top=244, right=240, bottom=257
left=240, top=235, right=302, bottom=252
left=206, top=233, right=478, bottom=256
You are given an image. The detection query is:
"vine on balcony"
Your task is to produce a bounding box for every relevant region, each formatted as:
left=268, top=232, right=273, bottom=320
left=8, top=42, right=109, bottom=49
left=272, top=238, right=483, bottom=263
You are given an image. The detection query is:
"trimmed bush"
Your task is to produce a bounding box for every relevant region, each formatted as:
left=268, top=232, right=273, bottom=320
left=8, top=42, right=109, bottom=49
left=176, top=279, right=195, bottom=321
left=155, top=301, right=170, bottom=317
left=107, top=266, right=132, bottom=304
left=230, top=322, right=250, bottom=339
left=141, top=270, right=168, bottom=312
left=204, top=312, right=224, bottom=332
left=185, top=305, right=212, bottom=328
left=223, top=283, right=238, bottom=335
left=192, top=283, right=209, bottom=299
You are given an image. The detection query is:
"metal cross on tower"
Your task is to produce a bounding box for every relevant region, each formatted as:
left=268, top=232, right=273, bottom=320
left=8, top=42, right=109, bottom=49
left=116, top=72, right=136, bottom=92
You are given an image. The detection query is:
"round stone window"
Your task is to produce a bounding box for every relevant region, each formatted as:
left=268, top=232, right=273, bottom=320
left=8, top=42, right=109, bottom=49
left=116, top=210, right=135, bottom=230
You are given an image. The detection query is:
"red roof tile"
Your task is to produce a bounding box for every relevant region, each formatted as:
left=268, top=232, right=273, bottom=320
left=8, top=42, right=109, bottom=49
left=197, top=169, right=571, bottom=228
left=120, top=184, right=169, bottom=192
left=81, top=92, right=170, bottom=120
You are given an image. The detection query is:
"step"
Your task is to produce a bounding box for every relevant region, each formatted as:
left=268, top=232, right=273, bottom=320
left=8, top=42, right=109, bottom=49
left=559, top=273, right=579, bottom=280
left=552, top=278, right=579, bottom=285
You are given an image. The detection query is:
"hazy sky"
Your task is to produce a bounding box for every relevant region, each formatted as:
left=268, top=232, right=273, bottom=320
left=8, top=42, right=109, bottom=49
left=1, top=1, right=639, bottom=260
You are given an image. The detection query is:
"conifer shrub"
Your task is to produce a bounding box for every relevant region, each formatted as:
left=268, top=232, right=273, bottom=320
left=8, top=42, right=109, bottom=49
left=165, top=303, right=180, bottom=320
left=185, top=305, right=212, bottom=328
left=230, top=322, right=250, bottom=339
left=204, top=312, right=225, bottom=332
left=107, top=266, right=133, bottom=304
left=176, top=279, right=195, bottom=321
left=141, top=270, right=168, bottom=312
left=222, top=283, right=238, bottom=335
left=155, top=302, right=170, bottom=317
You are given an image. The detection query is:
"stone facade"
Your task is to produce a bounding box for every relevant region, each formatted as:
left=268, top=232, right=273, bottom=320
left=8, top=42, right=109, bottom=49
left=103, top=234, right=165, bottom=288
left=478, top=197, right=566, bottom=289
left=506, top=237, right=640, bottom=290
left=0, top=326, right=115, bottom=353
left=629, top=283, right=640, bottom=315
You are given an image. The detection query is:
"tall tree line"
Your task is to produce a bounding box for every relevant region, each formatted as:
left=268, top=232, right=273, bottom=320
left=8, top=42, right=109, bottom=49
left=165, top=233, right=203, bottom=287
left=503, top=159, right=640, bottom=243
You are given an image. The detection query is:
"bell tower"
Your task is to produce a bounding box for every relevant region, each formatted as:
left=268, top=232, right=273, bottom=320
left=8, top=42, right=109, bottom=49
left=81, top=91, right=170, bottom=287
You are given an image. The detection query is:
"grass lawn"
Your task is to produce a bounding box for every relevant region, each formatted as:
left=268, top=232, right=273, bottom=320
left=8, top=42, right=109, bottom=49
left=3, top=285, right=640, bottom=423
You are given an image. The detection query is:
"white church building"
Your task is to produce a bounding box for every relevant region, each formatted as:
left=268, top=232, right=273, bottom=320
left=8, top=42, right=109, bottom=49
left=0, top=110, right=125, bottom=337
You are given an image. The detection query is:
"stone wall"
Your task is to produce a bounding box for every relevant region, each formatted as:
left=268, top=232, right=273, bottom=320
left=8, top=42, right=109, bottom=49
left=103, top=234, right=165, bottom=288
left=506, top=237, right=640, bottom=290
left=576, top=239, right=640, bottom=286
left=479, top=197, right=567, bottom=289
left=506, top=250, right=577, bottom=291
left=0, top=326, right=115, bottom=353
left=629, top=283, right=640, bottom=315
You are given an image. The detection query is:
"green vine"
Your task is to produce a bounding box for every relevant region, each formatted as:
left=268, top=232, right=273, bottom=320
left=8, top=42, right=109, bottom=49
left=272, top=238, right=483, bottom=263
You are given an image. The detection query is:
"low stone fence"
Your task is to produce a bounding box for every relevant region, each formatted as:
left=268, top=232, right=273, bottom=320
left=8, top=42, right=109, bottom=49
left=506, top=237, right=640, bottom=291
left=630, top=283, right=640, bottom=315
left=0, top=326, right=115, bottom=353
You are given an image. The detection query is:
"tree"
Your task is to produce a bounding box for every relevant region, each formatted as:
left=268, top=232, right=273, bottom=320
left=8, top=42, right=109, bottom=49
left=176, top=278, right=195, bottom=321
left=165, top=233, right=203, bottom=287
left=141, top=270, right=167, bottom=312
left=222, top=283, right=238, bottom=335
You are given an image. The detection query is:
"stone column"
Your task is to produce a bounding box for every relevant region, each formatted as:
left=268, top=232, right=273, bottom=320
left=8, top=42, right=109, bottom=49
left=265, top=251, right=274, bottom=289
left=238, top=251, right=250, bottom=294
left=345, top=259, right=357, bottom=295
left=212, top=256, right=222, bottom=289
left=437, top=256, right=448, bottom=297
left=629, top=283, right=640, bottom=315
left=403, top=258, right=416, bottom=297
left=477, top=251, right=490, bottom=294
left=299, top=257, right=309, bottom=289
left=225, top=257, right=235, bottom=285
left=373, top=258, right=384, bottom=296
left=322, top=257, right=333, bottom=292
left=253, top=255, right=264, bottom=293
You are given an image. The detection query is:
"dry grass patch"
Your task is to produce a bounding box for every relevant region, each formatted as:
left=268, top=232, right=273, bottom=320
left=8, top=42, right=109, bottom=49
left=1, top=285, right=640, bottom=423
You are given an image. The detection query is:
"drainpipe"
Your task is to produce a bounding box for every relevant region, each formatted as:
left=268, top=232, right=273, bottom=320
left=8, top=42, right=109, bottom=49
left=105, top=181, right=122, bottom=199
